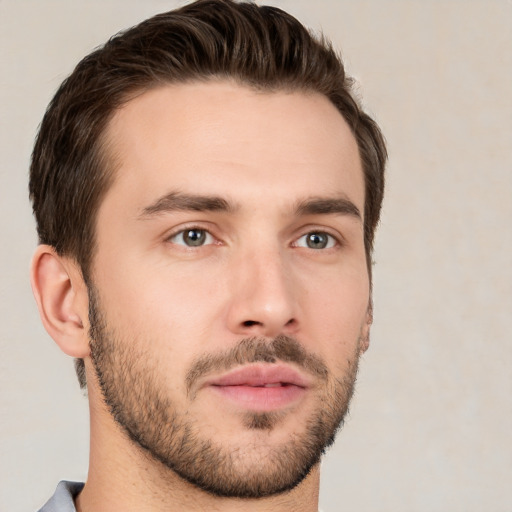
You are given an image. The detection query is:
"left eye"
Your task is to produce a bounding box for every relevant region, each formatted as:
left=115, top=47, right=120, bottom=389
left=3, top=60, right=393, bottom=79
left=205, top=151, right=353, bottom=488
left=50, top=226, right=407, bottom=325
left=295, top=232, right=336, bottom=250
left=169, top=228, right=214, bottom=247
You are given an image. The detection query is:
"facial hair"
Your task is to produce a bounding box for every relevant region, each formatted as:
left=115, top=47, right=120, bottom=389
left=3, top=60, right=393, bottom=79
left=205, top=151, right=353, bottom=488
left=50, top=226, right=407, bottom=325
left=88, top=285, right=362, bottom=498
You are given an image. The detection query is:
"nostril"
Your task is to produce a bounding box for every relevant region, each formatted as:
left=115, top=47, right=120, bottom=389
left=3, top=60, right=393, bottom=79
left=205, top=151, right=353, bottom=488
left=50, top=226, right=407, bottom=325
left=242, top=320, right=260, bottom=327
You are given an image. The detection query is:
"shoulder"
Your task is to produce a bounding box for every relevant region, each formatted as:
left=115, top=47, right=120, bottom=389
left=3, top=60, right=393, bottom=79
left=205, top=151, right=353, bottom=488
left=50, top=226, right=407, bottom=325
left=37, top=481, right=84, bottom=512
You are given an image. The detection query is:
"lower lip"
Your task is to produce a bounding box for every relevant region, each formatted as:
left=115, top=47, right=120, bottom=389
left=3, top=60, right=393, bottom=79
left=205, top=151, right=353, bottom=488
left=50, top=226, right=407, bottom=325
left=208, top=384, right=306, bottom=411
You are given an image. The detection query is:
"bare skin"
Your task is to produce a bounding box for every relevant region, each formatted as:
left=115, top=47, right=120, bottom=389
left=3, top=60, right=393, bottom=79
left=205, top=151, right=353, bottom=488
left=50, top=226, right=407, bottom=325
left=31, top=81, right=370, bottom=512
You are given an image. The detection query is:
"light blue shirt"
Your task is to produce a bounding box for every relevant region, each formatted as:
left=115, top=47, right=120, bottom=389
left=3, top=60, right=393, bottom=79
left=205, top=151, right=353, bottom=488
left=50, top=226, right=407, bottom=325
left=38, top=480, right=325, bottom=511
left=38, top=481, right=83, bottom=512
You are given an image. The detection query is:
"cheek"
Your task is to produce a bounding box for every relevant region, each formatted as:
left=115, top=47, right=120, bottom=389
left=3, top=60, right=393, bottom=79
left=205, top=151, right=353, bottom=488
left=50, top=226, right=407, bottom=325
left=308, top=260, right=369, bottom=312
left=96, top=259, right=226, bottom=348
left=303, top=270, right=369, bottom=350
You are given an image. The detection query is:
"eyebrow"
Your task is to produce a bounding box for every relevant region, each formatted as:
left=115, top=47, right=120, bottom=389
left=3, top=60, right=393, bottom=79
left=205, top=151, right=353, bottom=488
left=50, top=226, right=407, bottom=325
left=139, top=191, right=361, bottom=221
left=139, top=192, right=237, bottom=218
left=294, top=196, right=362, bottom=221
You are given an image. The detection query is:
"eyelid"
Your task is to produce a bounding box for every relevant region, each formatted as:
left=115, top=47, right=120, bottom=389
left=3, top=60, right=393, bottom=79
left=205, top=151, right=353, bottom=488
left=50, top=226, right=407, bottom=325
left=164, top=223, right=219, bottom=246
left=162, top=223, right=344, bottom=249
left=293, top=232, right=337, bottom=249
left=291, top=226, right=344, bottom=248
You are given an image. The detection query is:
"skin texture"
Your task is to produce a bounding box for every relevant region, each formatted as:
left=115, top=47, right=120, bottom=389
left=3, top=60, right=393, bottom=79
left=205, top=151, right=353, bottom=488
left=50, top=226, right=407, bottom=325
left=31, top=81, right=371, bottom=512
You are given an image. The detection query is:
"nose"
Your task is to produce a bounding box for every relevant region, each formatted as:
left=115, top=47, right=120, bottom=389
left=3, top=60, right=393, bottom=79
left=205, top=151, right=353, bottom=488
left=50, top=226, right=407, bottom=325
left=225, top=246, right=299, bottom=338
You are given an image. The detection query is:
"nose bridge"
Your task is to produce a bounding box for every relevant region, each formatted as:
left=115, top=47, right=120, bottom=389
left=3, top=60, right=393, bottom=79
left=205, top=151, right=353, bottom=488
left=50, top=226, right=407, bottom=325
left=227, top=239, right=298, bottom=337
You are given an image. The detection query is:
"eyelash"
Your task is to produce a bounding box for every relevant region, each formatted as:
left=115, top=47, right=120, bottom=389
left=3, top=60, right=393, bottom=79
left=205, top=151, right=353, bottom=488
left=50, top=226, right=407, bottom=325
left=292, top=231, right=339, bottom=250
left=167, top=226, right=217, bottom=247
left=166, top=226, right=341, bottom=250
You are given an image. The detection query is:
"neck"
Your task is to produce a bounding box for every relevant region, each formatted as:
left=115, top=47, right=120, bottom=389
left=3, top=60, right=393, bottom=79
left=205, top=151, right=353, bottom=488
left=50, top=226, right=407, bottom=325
left=76, top=382, right=321, bottom=512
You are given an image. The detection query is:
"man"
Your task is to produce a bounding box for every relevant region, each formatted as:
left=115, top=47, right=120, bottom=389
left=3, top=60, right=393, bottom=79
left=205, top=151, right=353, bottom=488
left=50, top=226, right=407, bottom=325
left=29, top=0, right=386, bottom=510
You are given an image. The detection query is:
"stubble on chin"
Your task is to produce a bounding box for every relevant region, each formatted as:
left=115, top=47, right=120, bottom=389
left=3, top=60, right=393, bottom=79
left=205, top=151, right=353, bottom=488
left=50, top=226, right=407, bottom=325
left=87, top=284, right=363, bottom=498
left=243, top=410, right=283, bottom=430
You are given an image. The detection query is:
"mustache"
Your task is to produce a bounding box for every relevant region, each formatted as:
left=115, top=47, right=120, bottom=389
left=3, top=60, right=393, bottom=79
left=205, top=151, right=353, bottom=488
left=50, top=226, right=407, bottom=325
left=185, top=335, right=329, bottom=396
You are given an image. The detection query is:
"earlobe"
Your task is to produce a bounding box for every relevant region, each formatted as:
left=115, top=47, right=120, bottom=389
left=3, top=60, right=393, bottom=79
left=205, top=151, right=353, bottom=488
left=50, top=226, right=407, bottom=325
left=359, top=301, right=373, bottom=354
left=30, top=245, right=90, bottom=358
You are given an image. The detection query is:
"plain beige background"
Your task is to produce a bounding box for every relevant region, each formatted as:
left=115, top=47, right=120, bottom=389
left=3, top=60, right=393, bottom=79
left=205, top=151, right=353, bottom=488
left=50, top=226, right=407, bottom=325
left=1, top=1, right=511, bottom=511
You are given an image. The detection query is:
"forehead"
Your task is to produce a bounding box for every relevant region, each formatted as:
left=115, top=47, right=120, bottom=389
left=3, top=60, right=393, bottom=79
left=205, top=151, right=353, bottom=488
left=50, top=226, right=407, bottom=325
left=102, top=81, right=364, bottom=213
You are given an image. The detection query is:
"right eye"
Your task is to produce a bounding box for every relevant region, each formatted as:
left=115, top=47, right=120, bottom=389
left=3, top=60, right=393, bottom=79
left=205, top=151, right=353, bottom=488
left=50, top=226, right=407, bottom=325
left=168, top=228, right=215, bottom=247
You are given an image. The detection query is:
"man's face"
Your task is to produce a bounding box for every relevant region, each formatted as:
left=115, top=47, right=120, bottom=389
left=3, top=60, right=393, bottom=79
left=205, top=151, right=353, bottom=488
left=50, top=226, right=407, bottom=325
left=88, top=81, right=370, bottom=497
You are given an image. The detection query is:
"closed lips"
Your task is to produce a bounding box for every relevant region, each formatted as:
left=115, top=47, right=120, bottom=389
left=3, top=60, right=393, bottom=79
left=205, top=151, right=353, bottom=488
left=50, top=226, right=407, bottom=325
left=205, top=364, right=311, bottom=389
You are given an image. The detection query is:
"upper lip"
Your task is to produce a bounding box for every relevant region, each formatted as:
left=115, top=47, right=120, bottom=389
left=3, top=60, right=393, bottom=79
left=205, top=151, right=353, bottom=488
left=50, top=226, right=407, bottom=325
left=204, top=363, right=311, bottom=388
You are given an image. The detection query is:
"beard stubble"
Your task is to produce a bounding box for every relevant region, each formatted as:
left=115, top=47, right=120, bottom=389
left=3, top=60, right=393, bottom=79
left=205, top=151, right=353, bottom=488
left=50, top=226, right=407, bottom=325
left=88, top=285, right=362, bottom=498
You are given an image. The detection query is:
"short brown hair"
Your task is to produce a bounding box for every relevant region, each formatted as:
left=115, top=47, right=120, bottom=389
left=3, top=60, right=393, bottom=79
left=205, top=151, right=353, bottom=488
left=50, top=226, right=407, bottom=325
left=30, top=0, right=387, bottom=388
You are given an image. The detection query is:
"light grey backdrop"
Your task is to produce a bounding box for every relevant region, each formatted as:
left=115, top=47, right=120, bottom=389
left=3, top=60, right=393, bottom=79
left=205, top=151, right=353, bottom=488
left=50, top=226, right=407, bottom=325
left=1, top=1, right=511, bottom=511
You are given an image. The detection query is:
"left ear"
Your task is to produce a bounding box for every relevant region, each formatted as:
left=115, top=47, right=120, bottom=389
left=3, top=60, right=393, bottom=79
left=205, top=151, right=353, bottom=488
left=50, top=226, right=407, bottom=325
left=360, top=301, right=373, bottom=353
